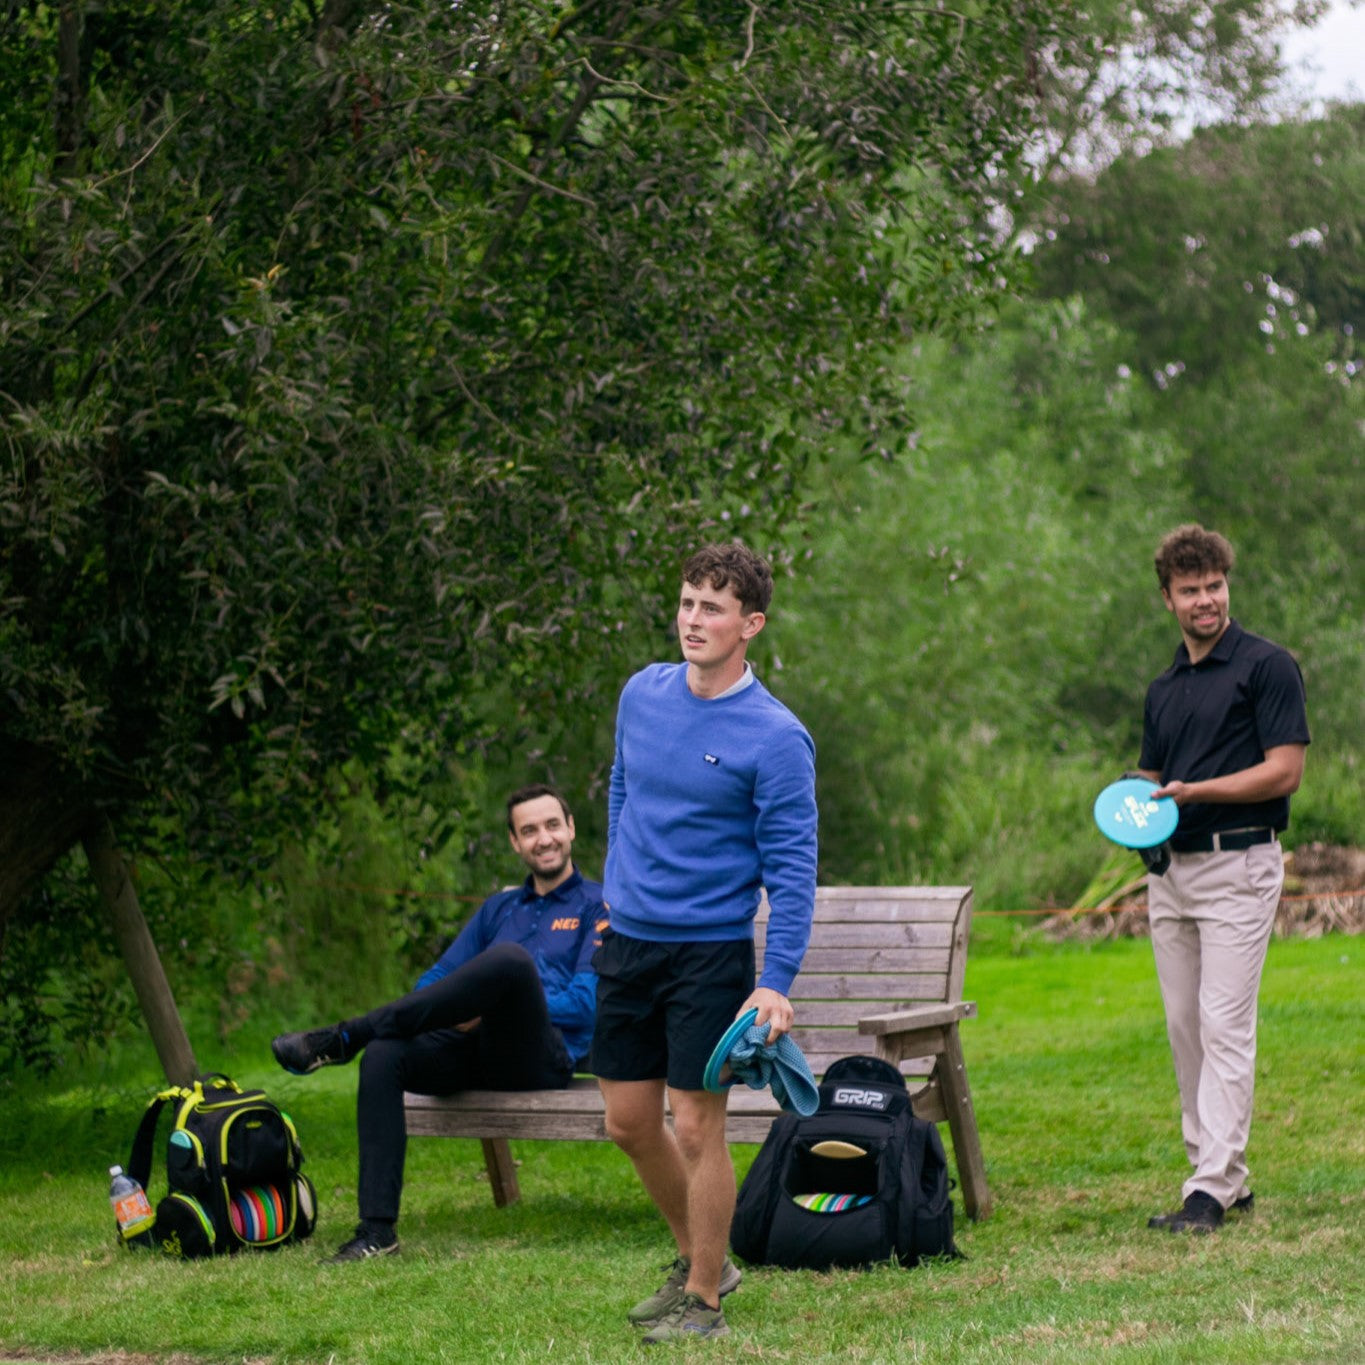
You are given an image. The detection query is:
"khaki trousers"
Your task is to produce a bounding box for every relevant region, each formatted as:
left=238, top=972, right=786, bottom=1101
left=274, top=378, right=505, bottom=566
left=1146, top=842, right=1283, bottom=1208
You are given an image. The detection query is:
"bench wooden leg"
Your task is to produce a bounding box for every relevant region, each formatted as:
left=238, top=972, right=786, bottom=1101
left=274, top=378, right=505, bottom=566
left=481, top=1138, right=521, bottom=1207
left=938, top=1029, right=991, bottom=1220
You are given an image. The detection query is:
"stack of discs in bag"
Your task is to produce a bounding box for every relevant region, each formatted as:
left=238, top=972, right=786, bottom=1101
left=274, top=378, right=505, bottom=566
left=229, top=1184, right=287, bottom=1242
left=792, top=1192, right=873, bottom=1212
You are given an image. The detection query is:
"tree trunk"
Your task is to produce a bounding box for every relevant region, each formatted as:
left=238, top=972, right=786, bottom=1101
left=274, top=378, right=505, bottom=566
left=0, top=737, right=93, bottom=926
left=0, top=735, right=198, bottom=1085
left=82, top=814, right=198, bottom=1086
left=54, top=1, right=86, bottom=175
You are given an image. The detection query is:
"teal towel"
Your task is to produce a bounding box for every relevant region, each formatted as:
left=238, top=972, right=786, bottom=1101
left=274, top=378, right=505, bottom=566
left=724, top=1023, right=820, bottom=1116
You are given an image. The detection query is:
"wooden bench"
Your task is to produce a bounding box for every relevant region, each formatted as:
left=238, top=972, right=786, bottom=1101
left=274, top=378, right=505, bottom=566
left=405, top=885, right=991, bottom=1220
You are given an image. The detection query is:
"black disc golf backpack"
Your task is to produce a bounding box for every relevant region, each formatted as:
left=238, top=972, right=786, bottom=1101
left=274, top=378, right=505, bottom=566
left=730, top=1054, right=957, bottom=1270
left=123, top=1072, right=317, bottom=1258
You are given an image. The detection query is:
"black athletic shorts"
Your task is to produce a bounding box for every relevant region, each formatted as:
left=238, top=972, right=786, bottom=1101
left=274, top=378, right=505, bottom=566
left=590, top=929, right=754, bottom=1091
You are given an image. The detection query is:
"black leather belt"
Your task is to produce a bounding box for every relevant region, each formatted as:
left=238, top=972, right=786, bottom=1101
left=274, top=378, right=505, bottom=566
left=1171, top=828, right=1277, bottom=854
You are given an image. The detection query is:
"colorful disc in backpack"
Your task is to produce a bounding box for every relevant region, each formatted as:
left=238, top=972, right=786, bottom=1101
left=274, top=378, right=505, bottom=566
left=792, top=1192, right=873, bottom=1212
left=237, top=1188, right=263, bottom=1240
left=228, top=1193, right=246, bottom=1239
left=256, top=1185, right=283, bottom=1239
left=247, top=1187, right=269, bottom=1240
left=266, top=1184, right=286, bottom=1237
left=809, top=1140, right=868, bottom=1159
left=295, top=1174, right=314, bottom=1224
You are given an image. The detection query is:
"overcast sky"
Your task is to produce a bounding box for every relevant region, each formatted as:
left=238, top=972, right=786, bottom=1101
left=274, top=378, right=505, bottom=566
left=1279, top=1, right=1365, bottom=106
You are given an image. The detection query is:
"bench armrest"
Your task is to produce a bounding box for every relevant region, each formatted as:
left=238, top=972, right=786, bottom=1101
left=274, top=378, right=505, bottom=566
left=857, top=1000, right=977, bottom=1036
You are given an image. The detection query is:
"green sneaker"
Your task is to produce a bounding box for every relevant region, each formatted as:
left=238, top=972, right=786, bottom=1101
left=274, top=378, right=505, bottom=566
left=641, top=1292, right=731, bottom=1345
left=627, top=1256, right=742, bottom=1328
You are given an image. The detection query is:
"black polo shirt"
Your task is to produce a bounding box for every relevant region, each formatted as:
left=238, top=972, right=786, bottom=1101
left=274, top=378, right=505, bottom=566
left=1140, top=620, right=1310, bottom=846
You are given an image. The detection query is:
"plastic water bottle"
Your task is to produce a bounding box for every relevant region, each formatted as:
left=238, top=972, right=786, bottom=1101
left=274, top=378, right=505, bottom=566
left=109, top=1164, right=155, bottom=1248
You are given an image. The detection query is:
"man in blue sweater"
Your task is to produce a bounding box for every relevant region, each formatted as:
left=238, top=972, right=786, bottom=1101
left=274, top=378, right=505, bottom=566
left=593, top=542, right=818, bottom=1343
left=271, top=784, right=605, bottom=1262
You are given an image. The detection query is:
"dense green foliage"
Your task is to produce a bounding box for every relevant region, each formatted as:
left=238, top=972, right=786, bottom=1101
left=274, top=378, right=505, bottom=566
left=1027, top=108, right=1365, bottom=847
left=772, top=286, right=1363, bottom=900
left=0, top=0, right=1067, bottom=868
left=773, top=300, right=1187, bottom=902
left=1, top=936, right=1361, bottom=1362
left=3, top=3, right=1361, bottom=1070
left=1035, top=110, right=1365, bottom=371
left=1, top=0, right=1082, bottom=1064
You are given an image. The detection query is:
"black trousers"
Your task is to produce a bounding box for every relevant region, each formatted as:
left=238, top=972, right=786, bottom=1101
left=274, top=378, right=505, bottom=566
left=355, top=941, right=573, bottom=1222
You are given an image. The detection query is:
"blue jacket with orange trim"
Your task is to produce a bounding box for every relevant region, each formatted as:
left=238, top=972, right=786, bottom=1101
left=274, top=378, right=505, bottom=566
left=416, top=869, right=605, bottom=1064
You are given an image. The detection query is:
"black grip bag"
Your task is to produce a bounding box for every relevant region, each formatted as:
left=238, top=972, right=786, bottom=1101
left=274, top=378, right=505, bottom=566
left=731, top=1054, right=956, bottom=1270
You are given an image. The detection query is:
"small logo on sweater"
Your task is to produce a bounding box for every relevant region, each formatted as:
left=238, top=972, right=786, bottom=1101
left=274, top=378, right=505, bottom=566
left=703, top=753, right=719, bottom=765
left=551, top=917, right=580, bottom=931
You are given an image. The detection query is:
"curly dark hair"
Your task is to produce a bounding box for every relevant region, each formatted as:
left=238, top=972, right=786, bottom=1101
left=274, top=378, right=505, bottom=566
left=1154, top=524, right=1235, bottom=591
left=505, top=784, right=571, bottom=830
left=681, top=542, right=774, bottom=615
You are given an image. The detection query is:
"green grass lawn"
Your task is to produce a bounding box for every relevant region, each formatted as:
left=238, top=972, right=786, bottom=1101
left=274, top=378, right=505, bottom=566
left=1, top=934, right=1361, bottom=1363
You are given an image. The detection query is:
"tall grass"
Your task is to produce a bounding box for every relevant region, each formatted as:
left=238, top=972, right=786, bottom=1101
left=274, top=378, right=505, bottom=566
left=2, top=931, right=1360, bottom=1363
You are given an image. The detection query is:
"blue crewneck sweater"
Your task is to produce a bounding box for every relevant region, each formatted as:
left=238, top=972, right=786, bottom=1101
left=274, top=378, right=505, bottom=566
left=604, top=662, right=817, bottom=994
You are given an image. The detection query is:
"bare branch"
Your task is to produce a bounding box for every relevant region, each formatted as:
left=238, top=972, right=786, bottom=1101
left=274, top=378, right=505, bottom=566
left=86, top=110, right=192, bottom=191
left=740, top=2, right=758, bottom=70
left=576, top=57, right=671, bottom=103
left=486, top=152, right=599, bottom=206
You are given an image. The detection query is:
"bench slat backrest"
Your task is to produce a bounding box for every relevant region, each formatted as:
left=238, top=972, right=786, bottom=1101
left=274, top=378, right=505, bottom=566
left=755, top=885, right=972, bottom=1081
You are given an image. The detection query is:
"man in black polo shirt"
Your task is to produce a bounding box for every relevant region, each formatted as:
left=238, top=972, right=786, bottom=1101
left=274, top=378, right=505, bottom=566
left=1134, top=524, right=1309, bottom=1234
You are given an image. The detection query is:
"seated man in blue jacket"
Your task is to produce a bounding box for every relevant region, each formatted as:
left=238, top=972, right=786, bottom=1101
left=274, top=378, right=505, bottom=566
left=271, top=783, right=605, bottom=1262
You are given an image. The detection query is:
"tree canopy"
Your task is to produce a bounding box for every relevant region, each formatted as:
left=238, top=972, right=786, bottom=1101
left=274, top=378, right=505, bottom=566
left=1030, top=107, right=1365, bottom=726
left=2, top=0, right=1079, bottom=912
left=1034, top=107, right=1365, bottom=378
left=1025, top=0, right=1330, bottom=176
left=3, top=1, right=1353, bottom=1071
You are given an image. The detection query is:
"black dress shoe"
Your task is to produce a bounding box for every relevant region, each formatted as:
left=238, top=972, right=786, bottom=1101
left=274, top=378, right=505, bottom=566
left=1147, top=1189, right=1224, bottom=1233
left=1149, top=1189, right=1254, bottom=1228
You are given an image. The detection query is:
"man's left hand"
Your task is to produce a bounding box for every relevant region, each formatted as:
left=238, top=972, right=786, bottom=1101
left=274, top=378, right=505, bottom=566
left=740, top=987, right=793, bottom=1042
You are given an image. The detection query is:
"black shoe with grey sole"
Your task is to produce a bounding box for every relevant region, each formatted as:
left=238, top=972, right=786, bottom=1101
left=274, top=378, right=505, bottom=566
left=325, top=1232, right=400, bottom=1263
left=271, top=1025, right=356, bottom=1074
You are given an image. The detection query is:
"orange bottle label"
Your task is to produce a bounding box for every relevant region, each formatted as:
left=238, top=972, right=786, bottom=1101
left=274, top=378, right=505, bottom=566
left=115, top=1190, right=153, bottom=1225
